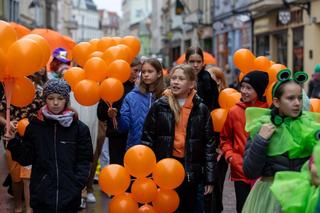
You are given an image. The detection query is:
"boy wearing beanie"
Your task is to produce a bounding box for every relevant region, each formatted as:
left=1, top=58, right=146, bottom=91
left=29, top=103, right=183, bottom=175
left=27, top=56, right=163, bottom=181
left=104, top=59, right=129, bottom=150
left=220, top=71, right=269, bottom=213
left=6, top=79, right=93, bottom=213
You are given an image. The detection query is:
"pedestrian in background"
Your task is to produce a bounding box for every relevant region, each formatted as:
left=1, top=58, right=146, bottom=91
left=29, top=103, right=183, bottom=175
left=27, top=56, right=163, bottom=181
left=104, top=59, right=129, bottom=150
left=142, top=64, right=215, bottom=212
left=119, top=58, right=164, bottom=149
left=308, top=64, right=320, bottom=98
left=5, top=79, right=93, bottom=213
left=185, top=47, right=219, bottom=111
left=220, top=71, right=269, bottom=213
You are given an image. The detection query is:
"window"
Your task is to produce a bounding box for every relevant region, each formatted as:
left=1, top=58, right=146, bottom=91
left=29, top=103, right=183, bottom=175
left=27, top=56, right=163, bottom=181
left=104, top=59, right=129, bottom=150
left=256, top=34, right=270, bottom=56
left=292, top=27, right=304, bottom=72
left=274, top=31, right=287, bottom=65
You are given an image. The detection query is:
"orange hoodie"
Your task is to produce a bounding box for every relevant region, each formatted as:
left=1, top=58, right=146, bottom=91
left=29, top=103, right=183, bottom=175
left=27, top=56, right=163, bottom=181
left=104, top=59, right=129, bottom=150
left=171, top=89, right=196, bottom=158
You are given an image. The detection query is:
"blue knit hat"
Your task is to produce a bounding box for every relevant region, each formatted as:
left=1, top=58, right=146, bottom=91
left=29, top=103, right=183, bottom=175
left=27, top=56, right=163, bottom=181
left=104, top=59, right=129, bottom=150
left=43, top=79, right=71, bottom=102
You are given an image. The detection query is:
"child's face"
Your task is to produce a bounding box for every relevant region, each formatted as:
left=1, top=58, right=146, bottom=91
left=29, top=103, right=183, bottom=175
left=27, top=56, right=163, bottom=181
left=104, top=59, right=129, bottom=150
left=170, top=68, right=194, bottom=98
left=46, top=93, right=67, bottom=115
left=141, top=63, right=160, bottom=85
left=273, top=83, right=303, bottom=118
left=187, top=54, right=204, bottom=75
left=240, top=82, right=258, bottom=103
left=129, top=65, right=140, bottom=82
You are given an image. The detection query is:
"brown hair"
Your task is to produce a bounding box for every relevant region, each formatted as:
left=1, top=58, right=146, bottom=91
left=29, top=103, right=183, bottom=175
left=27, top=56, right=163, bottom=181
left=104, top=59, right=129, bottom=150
left=139, top=58, right=164, bottom=99
left=207, top=66, right=227, bottom=91
left=168, top=64, right=196, bottom=123
left=185, top=46, right=204, bottom=62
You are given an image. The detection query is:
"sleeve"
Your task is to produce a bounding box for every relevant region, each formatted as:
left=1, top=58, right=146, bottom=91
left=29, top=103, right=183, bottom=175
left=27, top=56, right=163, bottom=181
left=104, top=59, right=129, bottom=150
left=7, top=126, right=34, bottom=166
left=220, top=111, right=234, bottom=161
left=141, top=104, right=158, bottom=150
left=243, top=134, right=269, bottom=179
left=118, top=96, right=131, bottom=133
left=210, top=78, right=220, bottom=110
left=74, top=122, right=93, bottom=188
left=203, top=108, right=216, bottom=184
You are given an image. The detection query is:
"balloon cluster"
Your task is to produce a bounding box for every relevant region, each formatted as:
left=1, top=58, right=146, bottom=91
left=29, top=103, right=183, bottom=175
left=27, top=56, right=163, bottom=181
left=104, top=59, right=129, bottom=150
left=64, top=36, right=141, bottom=107
left=0, top=20, right=51, bottom=134
left=99, top=145, right=185, bottom=213
left=211, top=48, right=289, bottom=131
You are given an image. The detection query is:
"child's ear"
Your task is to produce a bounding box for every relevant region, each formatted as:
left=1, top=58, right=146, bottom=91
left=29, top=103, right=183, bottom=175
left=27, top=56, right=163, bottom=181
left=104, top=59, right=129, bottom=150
left=272, top=97, right=280, bottom=108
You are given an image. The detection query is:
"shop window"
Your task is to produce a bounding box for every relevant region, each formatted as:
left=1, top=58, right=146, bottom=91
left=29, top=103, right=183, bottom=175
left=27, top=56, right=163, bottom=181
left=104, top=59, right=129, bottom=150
left=292, top=27, right=303, bottom=72
left=203, top=37, right=212, bottom=53
left=256, top=34, right=269, bottom=56
left=274, top=30, right=287, bottom=66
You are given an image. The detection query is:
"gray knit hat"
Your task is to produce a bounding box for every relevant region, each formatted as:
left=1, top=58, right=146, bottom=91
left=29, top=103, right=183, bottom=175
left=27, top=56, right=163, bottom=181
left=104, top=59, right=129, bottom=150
left=43, top=79, right=71, bottom=102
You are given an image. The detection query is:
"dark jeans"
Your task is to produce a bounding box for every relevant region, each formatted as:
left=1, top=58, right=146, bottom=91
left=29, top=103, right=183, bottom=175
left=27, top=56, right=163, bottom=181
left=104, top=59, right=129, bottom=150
left=234, top=181, right=251, bottom=213
left=176, top=178, right=199, bottom=213
left=207, top=157, right=228, bottom=213
left=108, top=136, right=127, bottom=165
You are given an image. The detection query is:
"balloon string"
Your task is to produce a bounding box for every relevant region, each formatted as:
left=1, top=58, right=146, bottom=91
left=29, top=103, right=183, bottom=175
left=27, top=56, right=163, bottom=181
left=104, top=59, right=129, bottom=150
left=107, top=101, right=118, bottom=129
left=3, top=78, right=14, bottom=146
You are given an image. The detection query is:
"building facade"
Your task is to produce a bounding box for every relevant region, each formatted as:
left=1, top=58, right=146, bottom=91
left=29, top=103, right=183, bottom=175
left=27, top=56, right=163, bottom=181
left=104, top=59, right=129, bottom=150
left=99, top=10, right=120, bottom=37
left=72, top=0, right=102, bottom=42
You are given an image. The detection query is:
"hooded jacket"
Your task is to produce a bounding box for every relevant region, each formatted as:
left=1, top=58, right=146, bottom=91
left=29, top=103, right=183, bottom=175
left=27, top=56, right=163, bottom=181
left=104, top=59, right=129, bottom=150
left=119, top=87, right=155, bottom=149
left=220, top=101, right=268, bottom=183
left=7, top=112, right=93, bottom=212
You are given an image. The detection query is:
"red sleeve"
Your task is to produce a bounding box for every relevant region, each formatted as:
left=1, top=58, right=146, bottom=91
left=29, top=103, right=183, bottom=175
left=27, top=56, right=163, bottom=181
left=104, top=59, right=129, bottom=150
left=220, top=110, right=234, bottom=161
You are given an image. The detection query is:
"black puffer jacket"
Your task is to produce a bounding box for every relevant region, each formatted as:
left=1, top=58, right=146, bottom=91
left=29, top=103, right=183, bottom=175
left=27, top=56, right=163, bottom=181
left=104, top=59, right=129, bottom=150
left=243, top=135, right=309, bottom=179
left=7, top=115, right=93, bottom=212
left=141, top=95, right=216, bottom=184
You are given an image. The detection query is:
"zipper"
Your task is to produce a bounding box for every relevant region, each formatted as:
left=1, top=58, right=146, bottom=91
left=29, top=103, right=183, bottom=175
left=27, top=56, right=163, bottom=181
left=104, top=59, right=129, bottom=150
left=184, top=105, right=195, bottom=182
left=54, top=124, right=59, bottom=212
left=60, top=141, right=76, bottom=144
left=149, top=93, right=152, bottom=108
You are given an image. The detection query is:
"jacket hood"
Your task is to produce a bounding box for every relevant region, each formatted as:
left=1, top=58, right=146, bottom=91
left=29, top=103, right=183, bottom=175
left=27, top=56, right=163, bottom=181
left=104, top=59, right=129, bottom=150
left=236, top=100, right=268, bottom=109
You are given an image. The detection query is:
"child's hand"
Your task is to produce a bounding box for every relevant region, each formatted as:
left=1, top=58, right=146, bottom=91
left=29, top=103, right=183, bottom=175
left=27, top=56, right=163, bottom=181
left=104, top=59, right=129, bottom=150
left=258, top=123, right=276, bottom=140
left=311, top=162, right=320, bottom=186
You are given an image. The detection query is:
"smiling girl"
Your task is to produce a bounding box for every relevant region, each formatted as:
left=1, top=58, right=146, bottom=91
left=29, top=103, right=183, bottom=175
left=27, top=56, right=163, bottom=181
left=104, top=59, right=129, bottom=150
left=142, top=64, right=215, bottom=212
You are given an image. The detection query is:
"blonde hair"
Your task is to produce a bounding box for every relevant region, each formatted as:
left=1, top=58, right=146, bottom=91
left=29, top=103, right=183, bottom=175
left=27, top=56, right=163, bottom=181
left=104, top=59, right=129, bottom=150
left=168, top=64, right=196, bottom=123
left=139, top=58, right=164, bottom=99
left=207, top=66, right=227, bottom=91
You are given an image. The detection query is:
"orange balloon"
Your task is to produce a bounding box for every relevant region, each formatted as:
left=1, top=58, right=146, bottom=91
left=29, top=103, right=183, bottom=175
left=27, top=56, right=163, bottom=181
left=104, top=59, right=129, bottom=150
left=233, top=49, right=255, bottom=73
left=138, top=204, right=157, bottom=213
left=109, top=193, right=139, bottom=213
left=218, top=88, right=239, bottom=109
left=17, top=118, right=29, bottom=136
left=99, top=165, right=131, bottom=196
left=107, top=59, right=131, bottom=83
left=210, top=108, right=228, bottom=132
left=124, top=145, right=156, bottom=178
left=23, top=34, right=51, bottom=67
left=84, top=57, right=108, bottom=82
left=89, top=51, right=103, bottom=58
left=310, top=99, right=320, bottom=112
left=265, top=82, right=275, bottom=107
left=112, top=36, right=123, bottom=44
left=72, top=42, right=95, bottom=67
left=100, top=78, right=124, bottom=103
left=267, top=64, right=287, bottom=84
left=63, top=67, right=86, bottom=89
left=224, top=92, right=241, bottom=109
left=7, top=38, right=43, bottom=77
left=152, top=158, right=185, bottom=189
left=11, top=77, right=36, bottom=107
left=73, top=80, right=100, bottom=106
left=152, top=188, right=180, bottom=213
left=0, top=49, right=6, bottom=77
left=121, top=36, right=141, bottom=56
left=253, top=56, right=271, bottom=72
left=131, top=177, right=158, bottom=203
left=117, top=44, right=134, bottom=63
left=89, top=38, right=99, bottom=51
left=97, top=37, right=116, bottom=52
left=0, top=20, right=17, bottom=53
left=102, top=46, right=131, bottom=66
